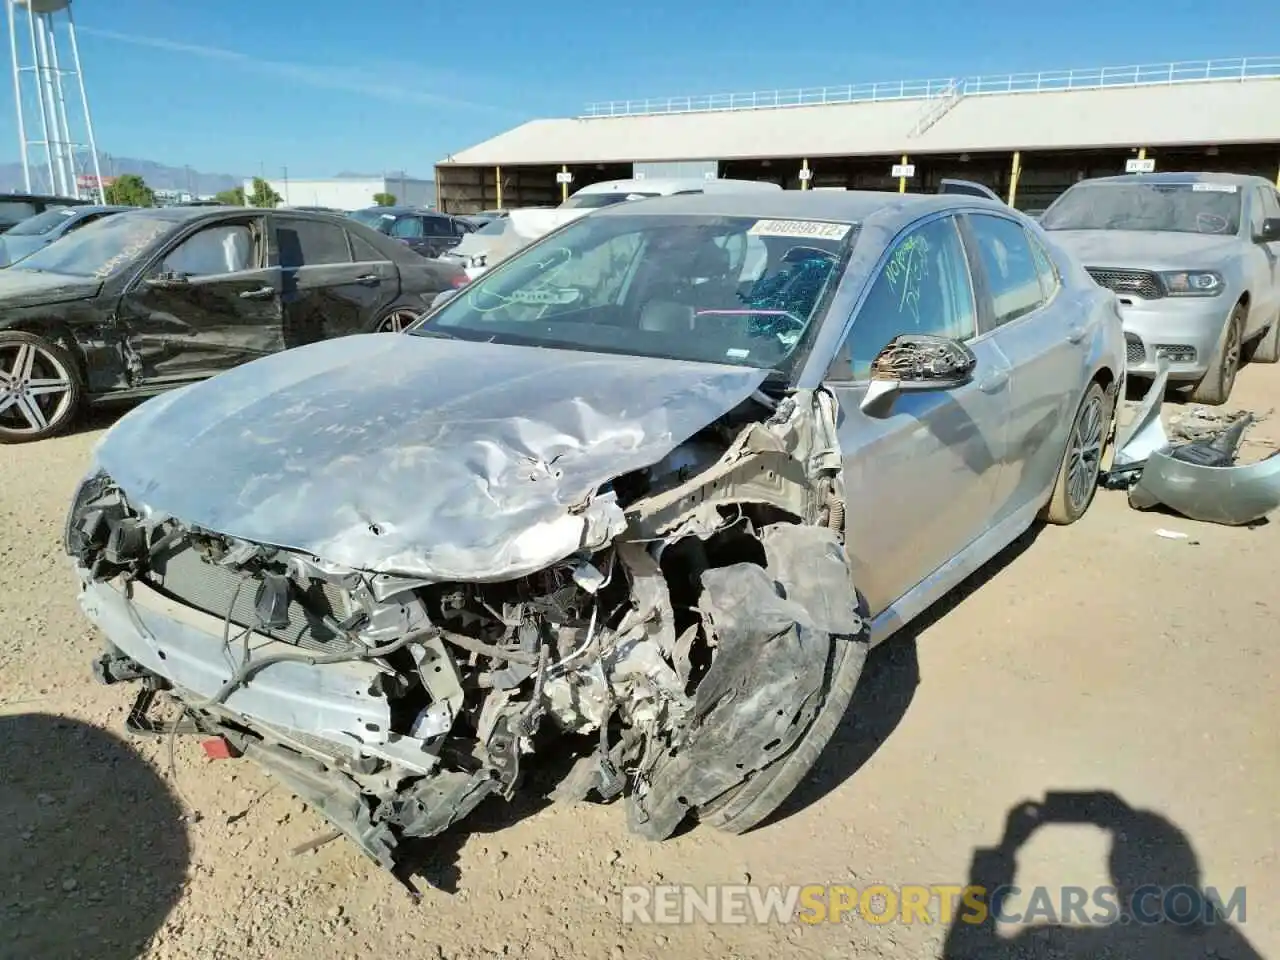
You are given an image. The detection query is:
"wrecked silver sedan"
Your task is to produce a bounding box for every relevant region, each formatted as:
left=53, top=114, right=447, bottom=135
left=67, top=192, right=1125, bottom=874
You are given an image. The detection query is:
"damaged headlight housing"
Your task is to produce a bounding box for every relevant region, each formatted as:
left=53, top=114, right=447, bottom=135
left=1160, top=270, right=1224, bottom=297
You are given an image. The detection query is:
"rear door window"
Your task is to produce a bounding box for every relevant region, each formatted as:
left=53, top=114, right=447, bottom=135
left=967, top=213, right=1047, bottom=327
left=349, top=232, right=386, bottom=262
left=276, top=217, right=353, bottom=268
left=389, top=216, right=424, bottom=239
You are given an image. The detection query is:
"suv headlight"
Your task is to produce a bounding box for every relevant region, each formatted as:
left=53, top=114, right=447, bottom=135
left=1160, top=270, right=1224, bottom=296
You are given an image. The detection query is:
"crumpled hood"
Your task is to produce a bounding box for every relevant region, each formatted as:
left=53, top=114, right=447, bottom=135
left=1045, top=229, right=1242, bottom=272
left=0, top=268, right=101, bottom=306
left=93, top=333, right=769, bottom=581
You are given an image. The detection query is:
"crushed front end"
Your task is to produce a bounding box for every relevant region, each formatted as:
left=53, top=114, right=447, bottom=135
left=67, top=388, right=866, bottom=873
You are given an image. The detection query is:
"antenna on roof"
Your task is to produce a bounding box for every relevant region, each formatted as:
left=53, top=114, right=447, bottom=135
left=7, top=0, right=105, bottom=200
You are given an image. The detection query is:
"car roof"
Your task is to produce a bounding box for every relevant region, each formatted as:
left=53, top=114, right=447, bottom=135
left=1083, top=171, right=1270, bottom=188
left=0, top=192, right=86, bottom=202
left=588, top=189, right=1004, bottom=226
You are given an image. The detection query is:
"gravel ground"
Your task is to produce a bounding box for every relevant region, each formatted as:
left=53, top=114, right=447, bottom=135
left=1, top=370, right=1278, bottom=960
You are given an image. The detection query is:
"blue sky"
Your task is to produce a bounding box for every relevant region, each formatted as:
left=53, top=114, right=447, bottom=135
left=0, top=0, right=1273, bottom=178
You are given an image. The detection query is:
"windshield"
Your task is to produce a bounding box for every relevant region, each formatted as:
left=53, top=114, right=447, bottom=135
left=475, top=218, right=508, bottom=236
left=561, top=191, right=660, bottom=209
left=348, top=208, right=398, bottom=233
left=1041, top=181, right=1243, bottom=235
left=4, top=207, right=78, bottom=237
left=12, top=213, right=174, bottom=278
left=413, top=212, right=854, bottom=374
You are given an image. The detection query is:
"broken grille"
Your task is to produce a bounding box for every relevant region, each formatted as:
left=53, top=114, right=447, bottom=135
left=1125, top=333, right=1146, bottom=365
left=1087, top=268, right=1164, bottom=300
left=143, top=543, right=355, bottom=653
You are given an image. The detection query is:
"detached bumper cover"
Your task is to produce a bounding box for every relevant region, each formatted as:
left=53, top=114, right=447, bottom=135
left=1109, top=359, right=1280, bottom=526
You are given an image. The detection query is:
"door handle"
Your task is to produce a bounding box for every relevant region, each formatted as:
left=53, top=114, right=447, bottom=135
left=354, top=273, right=381, bottom=285
left=239, top=286, right=276, bottom=300
left=1067, top=323, right=1087, bottom=344
left=978, top=370, right=1009, bottom=393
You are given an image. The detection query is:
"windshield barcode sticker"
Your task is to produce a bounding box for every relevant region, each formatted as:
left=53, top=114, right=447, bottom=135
left=748, top=219, right=852, bottom=240
left=1192, top=183, right=1238, bottom=193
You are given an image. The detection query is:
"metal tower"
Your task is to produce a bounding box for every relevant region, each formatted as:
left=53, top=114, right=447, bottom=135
left=6, top=0, right=103, bottom=200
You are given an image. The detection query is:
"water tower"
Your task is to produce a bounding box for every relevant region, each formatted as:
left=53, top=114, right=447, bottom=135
left=6, top=0, right=104, bottom=199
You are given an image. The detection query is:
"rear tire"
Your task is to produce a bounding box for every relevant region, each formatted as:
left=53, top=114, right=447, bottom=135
left=375, top=307, right=422, bottom=333
left=700, top=603, right=870, bottom=835
left=1042, top=381, right=1108, bottom=526
left=0, top=330, right=83, bottom=444
left=1189, top=304, right=1245, bottom=405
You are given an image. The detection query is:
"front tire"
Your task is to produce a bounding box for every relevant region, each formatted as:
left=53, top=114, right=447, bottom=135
left=1189, top=304, right=1245, bottom=405
left=0, top=331, right=83, bottom=444
left=699, top=599, right=871, bottom=835
left=1246, top=308, right=1280, bottom=364
left=1042, top=381, right=1108, bottom=525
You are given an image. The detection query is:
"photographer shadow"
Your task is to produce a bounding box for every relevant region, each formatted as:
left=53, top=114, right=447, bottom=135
left=0, top=712, right=191, bottom=960
left=942, top=790, right=1263, bottom=959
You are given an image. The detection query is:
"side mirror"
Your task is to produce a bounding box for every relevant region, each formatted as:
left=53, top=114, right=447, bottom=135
left=431, top=289, right=459, bottom=308
left=858, top=334, right=977, bottom=418
left=1257, top=218, right=1280, bottom=243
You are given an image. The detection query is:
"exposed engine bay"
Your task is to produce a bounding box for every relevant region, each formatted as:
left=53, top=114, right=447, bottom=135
left=67, top=387, right=867, bottom=878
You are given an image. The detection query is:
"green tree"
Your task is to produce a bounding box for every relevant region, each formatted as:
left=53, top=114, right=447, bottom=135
left=372, top=192, right=397, bottom=206
left=247, top=177, right=281, bottom=208
left=103, top=173, right=155, bottom=207
left=214, top=185, right=246, bottom=205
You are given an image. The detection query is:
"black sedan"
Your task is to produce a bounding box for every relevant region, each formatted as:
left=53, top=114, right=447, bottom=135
left=347, top=206, right=474, bottom=258
left=0, top=206, right=466, bottom=443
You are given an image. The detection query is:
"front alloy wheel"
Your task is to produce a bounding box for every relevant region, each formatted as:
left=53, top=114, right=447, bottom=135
left=0, top=332, right=82, bottom=444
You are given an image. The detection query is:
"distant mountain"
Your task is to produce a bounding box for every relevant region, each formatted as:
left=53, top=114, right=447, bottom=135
left=0, top=153, right=244, bottom=196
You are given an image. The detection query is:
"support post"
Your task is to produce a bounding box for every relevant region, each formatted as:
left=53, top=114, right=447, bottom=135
left=801, top=158, right=809, bottom=190
left=7, top=0, right=29, bottom=191
left=899, top=154, right=909, bottom=194
left=1007, top=150, right=1022, bottom=207
left=561, top=164, right=569, bottom=202
left=495, top=166, right=502, bottom=210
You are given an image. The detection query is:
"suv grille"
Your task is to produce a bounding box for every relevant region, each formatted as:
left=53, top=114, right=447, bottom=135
left=143, top=543, right=357, bottom=653
left=1087, top=268, right=1164, bottom=300
left=1125, top=333, right=1146, bottom=365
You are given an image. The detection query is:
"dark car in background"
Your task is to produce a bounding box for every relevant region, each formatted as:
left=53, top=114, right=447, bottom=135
left=0, top=204, right=133, bottom=267
left=0, top=206, right=466, bottom=442
left=0, top=192, right=90, bottom=232
left=347, top=206, right=474, bottom=258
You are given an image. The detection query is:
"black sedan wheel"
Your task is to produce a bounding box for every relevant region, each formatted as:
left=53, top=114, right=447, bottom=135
left=0, top=331, right=83, bottom=443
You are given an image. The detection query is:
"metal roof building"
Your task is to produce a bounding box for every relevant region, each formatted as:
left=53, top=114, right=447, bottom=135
left=435, top=57, right=1280, bottom=214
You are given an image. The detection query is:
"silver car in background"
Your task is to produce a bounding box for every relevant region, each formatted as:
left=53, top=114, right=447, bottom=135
left=0, top=204, right=132, bottom=267
left=67, top=192, right=1122, bottom=872
left=1042, top=172, right=1280, bottom=404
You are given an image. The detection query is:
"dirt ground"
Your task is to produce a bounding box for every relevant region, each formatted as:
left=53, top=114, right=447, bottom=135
left=2, top=367, right=1278, bottom=960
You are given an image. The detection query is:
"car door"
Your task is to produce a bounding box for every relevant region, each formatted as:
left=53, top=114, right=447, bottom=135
left=117, top=215, right=282, bottom=383
left=1250, top=185, right=1280, bottom=330
left=387, top=214, right=431, bottom=256
left=274, top=215, right=398, bottom=342
left=961, top=212, right=1083, bottom=519
left=420, top=215, right=462, bottom=257
left=823, top=213, right=1011, bottom=618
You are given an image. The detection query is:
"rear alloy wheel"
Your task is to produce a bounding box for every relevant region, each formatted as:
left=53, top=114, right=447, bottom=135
left=0, top=331, right=82, bottom=444
left=1043, top=381, right=1107, bottom=525
left=375, top=308, right=421, bottom=333
left=1190, top=304, right=1245, bottom=405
